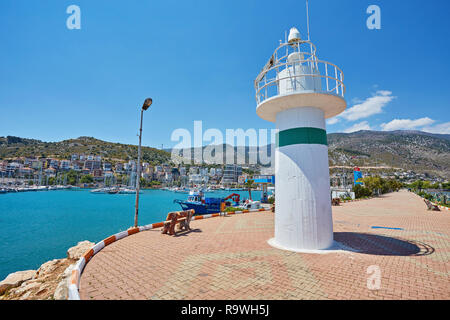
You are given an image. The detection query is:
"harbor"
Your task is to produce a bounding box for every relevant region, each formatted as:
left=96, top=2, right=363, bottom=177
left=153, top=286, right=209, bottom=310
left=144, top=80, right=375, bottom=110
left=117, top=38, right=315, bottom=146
left=0, top=0, right=449, bottom=304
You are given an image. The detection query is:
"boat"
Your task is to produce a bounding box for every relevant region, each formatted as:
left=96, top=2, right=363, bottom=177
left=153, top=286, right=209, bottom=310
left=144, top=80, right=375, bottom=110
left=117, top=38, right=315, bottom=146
left=90, top=187, right=108, bottom=193
left=107, top=187, right=120, bottom=194
left=171, top=187, right=189, bottom=193
left=90, top=186, right=141, bottom=194
left=174, top=191, right=241, bottom=215
left=119, top=187, right=141, bottom=194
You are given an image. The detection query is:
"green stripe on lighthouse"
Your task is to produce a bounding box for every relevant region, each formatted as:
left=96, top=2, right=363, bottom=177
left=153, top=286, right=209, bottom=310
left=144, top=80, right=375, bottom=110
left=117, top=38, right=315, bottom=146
left=276, top=127, right=328, bottom=147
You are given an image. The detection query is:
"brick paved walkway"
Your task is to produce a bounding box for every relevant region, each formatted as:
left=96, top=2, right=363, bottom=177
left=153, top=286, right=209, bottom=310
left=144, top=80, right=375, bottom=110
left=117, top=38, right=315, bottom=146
left=79, top=190, right=450, bottom=300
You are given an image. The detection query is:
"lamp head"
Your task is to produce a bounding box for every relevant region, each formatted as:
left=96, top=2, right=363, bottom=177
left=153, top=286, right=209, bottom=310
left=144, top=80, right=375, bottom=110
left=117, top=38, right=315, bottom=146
left=142, top=98, right=153, bottom=111
left=288, top=27, right=301, bottom=44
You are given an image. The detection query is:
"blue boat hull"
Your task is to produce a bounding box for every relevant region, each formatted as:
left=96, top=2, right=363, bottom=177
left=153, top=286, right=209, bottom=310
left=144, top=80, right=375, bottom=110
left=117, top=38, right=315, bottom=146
left=173, top=200, right=220, bottom=215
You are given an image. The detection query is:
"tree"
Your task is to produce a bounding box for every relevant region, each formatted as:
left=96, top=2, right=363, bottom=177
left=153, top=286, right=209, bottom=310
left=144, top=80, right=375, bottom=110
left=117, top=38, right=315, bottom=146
left=244, top=179, right=255, bottom=201
left=80, top=174, right=93, bottom=184
left=361, top=176, right=383, bottom=196
left=415, top=180, right=424, bottom=190
left=66, top=170, right=79, bottom=185
left=386, top=179, right=403, bottom=192
left=140, top=177, right=150, bottom=188
left=354, top=184, right=371, bottom=198
left=151, top=180, right=161, bottom=187
left=48, top=176, right=56, bottom=185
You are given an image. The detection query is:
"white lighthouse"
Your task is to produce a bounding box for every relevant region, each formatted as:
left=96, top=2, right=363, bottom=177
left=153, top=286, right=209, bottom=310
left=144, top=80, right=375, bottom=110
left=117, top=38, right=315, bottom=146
left=255, top=27, right=346, bottom=251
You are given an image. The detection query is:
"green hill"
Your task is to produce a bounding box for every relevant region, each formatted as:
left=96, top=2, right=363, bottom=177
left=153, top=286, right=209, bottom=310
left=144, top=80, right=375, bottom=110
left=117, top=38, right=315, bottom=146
left=0, top=136, right=170, bottom=165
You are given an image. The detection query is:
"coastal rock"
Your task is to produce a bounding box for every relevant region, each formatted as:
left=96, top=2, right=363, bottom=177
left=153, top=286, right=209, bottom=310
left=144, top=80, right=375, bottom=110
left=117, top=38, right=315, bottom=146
left=67, top=241, right=95, bottom=260
left=19, top=291, right=31, bottom=300
left=36, top=259, right=62, bottom=277
left=0, top=270, right=36, bottom=295
left=1, top=240, right=91, bottom=300
left=53, top=263, right=76, bottom=300
left=13, top=281, right=41, bottom=295
left=36, top=285, right=49, bottom=297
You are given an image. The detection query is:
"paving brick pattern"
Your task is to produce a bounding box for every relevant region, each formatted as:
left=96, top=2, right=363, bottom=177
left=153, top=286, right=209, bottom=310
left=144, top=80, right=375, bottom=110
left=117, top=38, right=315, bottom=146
left=79, top=190, right=450, bottom=300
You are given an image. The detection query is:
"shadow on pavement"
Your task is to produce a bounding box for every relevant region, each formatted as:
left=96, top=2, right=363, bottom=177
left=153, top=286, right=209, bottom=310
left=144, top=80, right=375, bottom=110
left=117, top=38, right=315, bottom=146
left=174, top=228, right=202, bottom=237
left=334, top=232, right=435, bottom=256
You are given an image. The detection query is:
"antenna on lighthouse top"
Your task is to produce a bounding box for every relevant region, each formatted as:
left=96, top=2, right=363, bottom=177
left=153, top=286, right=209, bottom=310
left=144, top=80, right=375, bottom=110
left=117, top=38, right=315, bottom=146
left=306, top=0, right=311, bottom=41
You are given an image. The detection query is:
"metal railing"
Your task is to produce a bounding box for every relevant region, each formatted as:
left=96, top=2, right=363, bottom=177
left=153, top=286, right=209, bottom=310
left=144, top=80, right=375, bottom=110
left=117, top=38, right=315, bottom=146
left=254, top=40, right=345, bottom=105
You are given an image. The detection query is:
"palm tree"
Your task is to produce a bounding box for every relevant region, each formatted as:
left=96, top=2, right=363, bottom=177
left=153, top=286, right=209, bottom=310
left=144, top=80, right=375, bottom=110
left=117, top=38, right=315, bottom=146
left=244, top=179, right=255, bottom=201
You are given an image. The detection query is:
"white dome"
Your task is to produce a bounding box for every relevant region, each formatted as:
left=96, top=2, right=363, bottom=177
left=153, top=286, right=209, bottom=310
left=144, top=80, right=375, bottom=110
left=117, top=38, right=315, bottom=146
left=288, top=27, right=301, bottom=43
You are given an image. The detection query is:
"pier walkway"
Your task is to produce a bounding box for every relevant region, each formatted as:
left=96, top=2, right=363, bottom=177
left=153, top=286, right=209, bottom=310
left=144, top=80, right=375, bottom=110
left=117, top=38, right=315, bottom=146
left=79, top=190, right=450, bottom=300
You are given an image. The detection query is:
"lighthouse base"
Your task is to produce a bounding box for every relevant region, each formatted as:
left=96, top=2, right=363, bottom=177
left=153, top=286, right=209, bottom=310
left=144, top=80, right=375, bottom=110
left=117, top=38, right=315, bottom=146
left=273, top=106, right=334, bottom=251
left=268, top=238, right=353, bottom=254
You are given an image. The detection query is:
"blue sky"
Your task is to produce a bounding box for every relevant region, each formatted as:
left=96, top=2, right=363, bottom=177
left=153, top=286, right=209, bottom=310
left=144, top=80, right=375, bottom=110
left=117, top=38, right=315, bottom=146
left=1, top=0, right=449, bottom=148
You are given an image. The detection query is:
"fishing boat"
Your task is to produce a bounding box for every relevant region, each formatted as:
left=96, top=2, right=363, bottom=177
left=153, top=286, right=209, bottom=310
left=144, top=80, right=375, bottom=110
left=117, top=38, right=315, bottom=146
left=174, top=191, right=241, bottom=215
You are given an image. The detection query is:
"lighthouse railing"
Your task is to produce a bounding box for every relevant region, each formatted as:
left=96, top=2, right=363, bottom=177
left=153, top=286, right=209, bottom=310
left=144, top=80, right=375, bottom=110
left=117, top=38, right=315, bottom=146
left=255, top=59, right=345, bottom=105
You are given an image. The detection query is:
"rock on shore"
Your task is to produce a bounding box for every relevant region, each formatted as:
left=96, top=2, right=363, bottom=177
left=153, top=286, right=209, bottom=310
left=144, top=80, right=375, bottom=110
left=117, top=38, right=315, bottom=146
left=0, top=241, right=94, bottom=300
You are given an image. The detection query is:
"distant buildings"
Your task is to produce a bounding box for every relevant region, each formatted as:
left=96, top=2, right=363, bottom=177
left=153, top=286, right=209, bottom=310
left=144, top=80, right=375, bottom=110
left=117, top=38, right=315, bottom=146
left=115, top=163, right=124, bottom=173
left=103, top=162, right=112, bottom=172
left=221, top=164, right=242, bottom=186
left=84, top=160, right=101, bottom=171
left=44, top=167, right=56, bottom=177
left=92, top=169, right=103, bottom=178
left=189, top=174, right=208, bottom=185
left=60, top=160, right=71, bottom=171
left=2, top=152, right=444, bottom=188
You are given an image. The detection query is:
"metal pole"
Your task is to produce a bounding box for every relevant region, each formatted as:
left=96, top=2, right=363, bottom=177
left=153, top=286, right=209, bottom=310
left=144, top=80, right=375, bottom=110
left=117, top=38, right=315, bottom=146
left=134, top=108, right=144, bottom=228
left=306, top=0, right=311, bottom=41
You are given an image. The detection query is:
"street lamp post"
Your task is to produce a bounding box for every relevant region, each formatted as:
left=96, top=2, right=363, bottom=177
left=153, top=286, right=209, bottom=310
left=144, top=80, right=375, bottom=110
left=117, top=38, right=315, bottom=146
left=134, top=98, right=153, bottom=228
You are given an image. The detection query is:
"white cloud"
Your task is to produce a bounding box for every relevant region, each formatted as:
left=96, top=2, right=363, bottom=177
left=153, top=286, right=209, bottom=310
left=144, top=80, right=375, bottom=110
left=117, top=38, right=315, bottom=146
left=343, top=121, right=371, bottom=133
left=327, top=118, right=340, bottom=125
left=375, top=90, right=392, bottom=96
left=340, top=90, right=395, bottom=121
left=380, top=117, right=435, bottom=131
left=350, top=97, right=364, bottom=105
left=379, top=118, right=450, bottom=134
left=422, top=122, right=450, bottom=134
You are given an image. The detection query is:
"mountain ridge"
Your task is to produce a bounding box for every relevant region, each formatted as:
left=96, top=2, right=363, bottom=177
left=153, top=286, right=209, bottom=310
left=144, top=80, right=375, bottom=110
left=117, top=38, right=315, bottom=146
left=1, top=130, right=449, bottom=178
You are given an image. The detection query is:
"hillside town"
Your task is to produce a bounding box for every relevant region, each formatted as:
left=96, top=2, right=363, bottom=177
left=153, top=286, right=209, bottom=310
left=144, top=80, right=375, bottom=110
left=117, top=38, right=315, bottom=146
left=0, top=154, right=257, bottom=189
left=0, top=152, right=447, bottom=192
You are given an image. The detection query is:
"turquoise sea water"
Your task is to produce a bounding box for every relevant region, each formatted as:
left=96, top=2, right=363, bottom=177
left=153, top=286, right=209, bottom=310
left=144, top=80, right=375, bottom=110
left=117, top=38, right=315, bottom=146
left=0, top=189, right=259, bottom=280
